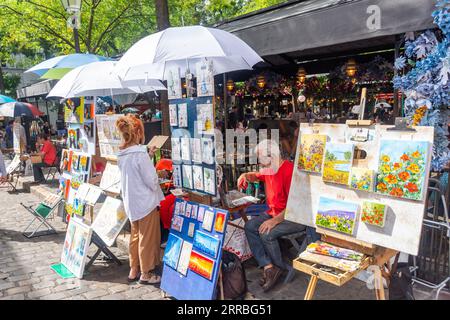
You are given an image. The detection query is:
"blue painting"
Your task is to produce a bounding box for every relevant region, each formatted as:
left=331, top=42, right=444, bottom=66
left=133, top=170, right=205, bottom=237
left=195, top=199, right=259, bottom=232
left=163, top=233, right=183, bottom=270
left=192, top=230, right=220, bottom=258
left=315, top=196, right=359, bottom=235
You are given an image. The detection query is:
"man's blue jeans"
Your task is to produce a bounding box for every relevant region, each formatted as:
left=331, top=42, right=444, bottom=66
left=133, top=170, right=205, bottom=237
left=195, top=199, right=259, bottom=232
left=244, top=212, right=306, bottom=269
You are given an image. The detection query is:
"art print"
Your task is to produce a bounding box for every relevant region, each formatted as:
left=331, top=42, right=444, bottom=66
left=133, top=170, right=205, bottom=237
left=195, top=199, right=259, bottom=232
left=177, top=241, right=193, bottom=276
left=197, top=205, right=206, bottom=222
left=61, top=218, right=92, bottom=278
left=182, top=165, right=193, bottom=189
left=376, top=140, right=429, bottom=201
left=171, top=215, right=184, bottom=232
left=68, top=127, right=80, bottom=150
left=196, top=58, right=215, bottom=97
left=201, top=137, right=214, bottom=165
left=60, top=149, right=72, bottom=173
left=178, top=103, right=188, bottom=128
left=99, top=162, right=121, bottom=194
left=167, top=66, right=182, bottom=99
left=191, top=138, right=202, bottom=163
left=172, top=165, right=182, bottom=188
left=185, top=202, right=192, bottom=218
left=188, top=250, right=215, bottom=281
left=315, top=196, right=359, bottom=235
left=92, top=197, right=128, bottom=247
left=193, top=230, right=220, bottom=258
left=322, top=143, right=354, bottom=185
left=188, top=222, right=196, bottom=238
left=191, top=204, right=199, bottom=220
left=297, top=134, right=327, bottom=173
left=196, top=103, right=214, bottom=134
left=171, top=138, right=181, bottom=162
left=64, top=97, right=85, bottom=124
left=214, top=211, right=226, bottom=233
left=181, top=137, right=191, bottom=162
left=192, top=165, right=204, bottom=191
left=163, top=234, right=183, bottom=270
left=169, top=104, right=178, bottom=127
left=203, top=167, right=216, bottom=195
left=202, top=209, right=215, bottom=232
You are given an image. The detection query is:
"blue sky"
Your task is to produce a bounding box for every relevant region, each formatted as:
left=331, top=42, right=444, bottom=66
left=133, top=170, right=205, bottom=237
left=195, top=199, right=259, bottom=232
left=318, top=197, right=358, bottom=213
left=379, top=140, right=429, bottom=161
left=325, top=143, right=354, bottom=161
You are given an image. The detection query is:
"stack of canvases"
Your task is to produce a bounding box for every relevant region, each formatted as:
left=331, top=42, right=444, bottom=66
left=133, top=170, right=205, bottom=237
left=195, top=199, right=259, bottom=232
left=160, top=198, right=229, bottom=300
left=297, top=133, right=430, bottom=235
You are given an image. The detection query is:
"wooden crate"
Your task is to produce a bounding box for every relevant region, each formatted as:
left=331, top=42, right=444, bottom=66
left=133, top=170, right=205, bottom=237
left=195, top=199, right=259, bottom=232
left=187, top=191, right=212, bottom=206
left=293, top=256, right=371, bottom=287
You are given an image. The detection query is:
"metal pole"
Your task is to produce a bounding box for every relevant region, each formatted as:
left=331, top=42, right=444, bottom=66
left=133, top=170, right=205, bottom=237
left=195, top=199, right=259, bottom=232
left=73, top=28, right=81, bottom=53
left=223, top=74, right=228, bottom=130
left=393, top=34, right=402, bottom=117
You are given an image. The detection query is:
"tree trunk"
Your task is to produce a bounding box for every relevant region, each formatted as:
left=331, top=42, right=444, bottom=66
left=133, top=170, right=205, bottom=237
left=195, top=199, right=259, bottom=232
left=153, top=0, right=171, bottom=143
left=0, top=62, right=5, bottom=95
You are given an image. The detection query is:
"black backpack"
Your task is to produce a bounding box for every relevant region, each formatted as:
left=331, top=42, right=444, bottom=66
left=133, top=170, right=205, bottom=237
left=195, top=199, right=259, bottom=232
left=389, top=255, right=415, bottom=300
left=218, top=250, right=248, bottom=300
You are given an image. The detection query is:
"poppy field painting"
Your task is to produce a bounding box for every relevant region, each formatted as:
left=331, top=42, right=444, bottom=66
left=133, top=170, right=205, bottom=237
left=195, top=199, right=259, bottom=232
left=315, top=196, right=359, bottom=235
left=361, top=201, right=387, bottom=228
left=376, top=140, right=429, bottom=201
left=297, top=134, right=327, bottom=173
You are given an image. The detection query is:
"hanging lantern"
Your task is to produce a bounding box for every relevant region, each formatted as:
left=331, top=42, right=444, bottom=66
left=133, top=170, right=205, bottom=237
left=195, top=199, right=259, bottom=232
left=346, top=59, right=357, bottom=77
left=226, top=79, right=235, bottom=92
left=297, top=67, right=307, bottom=83
left=257, top=75, right=266, bottom=88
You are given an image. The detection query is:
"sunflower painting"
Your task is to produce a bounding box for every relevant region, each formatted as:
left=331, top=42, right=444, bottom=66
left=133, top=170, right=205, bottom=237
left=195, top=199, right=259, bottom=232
left=297, top=134, right=327, bottom=173
left=376, top=140, right=429, bottom=201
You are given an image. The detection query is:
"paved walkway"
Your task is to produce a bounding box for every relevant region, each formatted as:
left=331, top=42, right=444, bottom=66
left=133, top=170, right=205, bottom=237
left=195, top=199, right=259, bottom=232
left=0, top=180, right=447, bottom=300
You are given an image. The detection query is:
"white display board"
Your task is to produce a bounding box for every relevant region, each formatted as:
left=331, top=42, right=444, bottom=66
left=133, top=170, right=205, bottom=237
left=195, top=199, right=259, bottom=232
left=285, top=123, right=434, bottom=255
left=92, top=197, right=128, bottom=247
left=61, top=218, right=92, bottom=278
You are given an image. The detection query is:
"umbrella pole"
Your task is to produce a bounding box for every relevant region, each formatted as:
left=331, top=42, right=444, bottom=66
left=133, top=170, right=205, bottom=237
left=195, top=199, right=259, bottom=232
left=223, top=74, right=228, bottom=130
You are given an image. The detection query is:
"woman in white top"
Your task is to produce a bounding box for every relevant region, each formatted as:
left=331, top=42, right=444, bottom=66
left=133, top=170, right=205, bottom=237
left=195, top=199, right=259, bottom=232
left=116, top=115, right=164, bottom=285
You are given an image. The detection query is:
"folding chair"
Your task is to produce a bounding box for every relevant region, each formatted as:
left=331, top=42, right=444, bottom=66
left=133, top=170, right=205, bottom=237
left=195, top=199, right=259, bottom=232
left=5, top=155, right=22, bottom=192
left=21, top=194, right=62, bottom=238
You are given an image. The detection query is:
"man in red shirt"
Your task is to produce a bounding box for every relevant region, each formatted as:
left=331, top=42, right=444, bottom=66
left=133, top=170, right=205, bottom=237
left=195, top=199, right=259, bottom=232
left=238, top=139, right=305, bottom=292
left=32, top=133, right=57, bottom=182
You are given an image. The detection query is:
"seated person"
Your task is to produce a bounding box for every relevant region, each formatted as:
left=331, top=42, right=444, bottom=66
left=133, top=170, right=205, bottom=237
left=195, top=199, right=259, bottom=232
left=238, top=139, right=305, bottom=292
left=0, top=149, right=7, bottom=183
left=32, top=133, right=57, bottom=182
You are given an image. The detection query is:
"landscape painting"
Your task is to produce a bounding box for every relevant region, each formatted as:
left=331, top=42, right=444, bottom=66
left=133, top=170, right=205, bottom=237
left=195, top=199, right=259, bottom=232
left=361, top=201, right=387, bottom=228
left=349, top=167, right=374, bottom=192
left=193, top=230, right=220, bottom=258
left=322, top=143, right=354, bottom=185
left=214, top=211, right=226, bottom=233
left=163, top=234, right=183, bottom=270
left=297, top=134, right=327, bottom=173
left=188, top=250, right=215, bottom=281
left=376, top=140, right=429, bottom=201
left=315, top=196, right=359, bottom=235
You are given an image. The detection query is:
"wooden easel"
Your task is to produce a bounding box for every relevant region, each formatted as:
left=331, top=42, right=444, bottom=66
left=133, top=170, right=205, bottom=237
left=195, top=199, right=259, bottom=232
left=294, top=227, right=397, bottom=300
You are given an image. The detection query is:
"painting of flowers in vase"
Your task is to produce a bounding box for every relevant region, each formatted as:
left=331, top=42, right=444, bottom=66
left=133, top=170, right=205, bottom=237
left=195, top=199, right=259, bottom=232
left=322, top=143, right=354, bottom=185
left=349, top=167, right=375, bottom=191
left=297, top=134, right=327, bottom=173
left=376, top=140, right=429, bottom=201
left=361, top=201, right=387, bottom=228
left=315, top=196, right=359, bottom=235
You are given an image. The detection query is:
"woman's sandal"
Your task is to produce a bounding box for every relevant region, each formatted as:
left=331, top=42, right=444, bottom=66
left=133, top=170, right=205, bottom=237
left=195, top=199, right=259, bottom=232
left=127, top=272, right=141, bottom=283
left=138, top=272, right=161, bottom=285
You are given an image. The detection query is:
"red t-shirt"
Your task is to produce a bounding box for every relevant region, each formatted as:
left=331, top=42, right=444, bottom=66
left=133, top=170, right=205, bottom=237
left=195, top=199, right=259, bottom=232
left=41, top=140, right=56, bottom=166
left=159, top=194, right=176, bottom=229
left=256, top=160, right=294, bottom=217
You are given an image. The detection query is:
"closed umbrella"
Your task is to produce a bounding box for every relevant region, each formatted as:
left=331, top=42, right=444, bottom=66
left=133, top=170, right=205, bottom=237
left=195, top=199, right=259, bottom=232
left=0, top=94, right=16, bottom=104
left=116, top=26, right=263, bottom=85
left=0, top=102, right=43, bottom=117
left=47, top=61, right=166, bottom=99
left=26, top=53, right=111, bottom=80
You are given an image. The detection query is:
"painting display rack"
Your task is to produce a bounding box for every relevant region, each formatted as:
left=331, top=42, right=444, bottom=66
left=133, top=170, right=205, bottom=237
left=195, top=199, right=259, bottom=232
left=85, top=232, right=122, bottom=271
left=293, top=229, right=397, bottom=300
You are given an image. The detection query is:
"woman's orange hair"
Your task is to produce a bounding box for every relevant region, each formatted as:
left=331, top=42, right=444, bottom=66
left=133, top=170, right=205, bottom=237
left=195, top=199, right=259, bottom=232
left=115, top=114, right=145, bottom=149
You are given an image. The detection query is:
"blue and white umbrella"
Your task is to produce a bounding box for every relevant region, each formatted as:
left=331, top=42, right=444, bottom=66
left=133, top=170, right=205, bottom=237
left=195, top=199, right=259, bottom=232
left=0, top=94, right=16, bottom=104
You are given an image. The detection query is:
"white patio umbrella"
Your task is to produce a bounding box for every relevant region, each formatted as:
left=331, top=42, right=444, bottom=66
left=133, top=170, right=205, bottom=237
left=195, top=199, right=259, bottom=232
left=47, top=61, right=166, bottom=99
left=116, top=26, right=263, bottom=85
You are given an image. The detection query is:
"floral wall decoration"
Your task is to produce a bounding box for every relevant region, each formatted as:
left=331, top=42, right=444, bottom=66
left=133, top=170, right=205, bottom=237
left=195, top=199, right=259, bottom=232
left=393, top=0, right=450, bottom=171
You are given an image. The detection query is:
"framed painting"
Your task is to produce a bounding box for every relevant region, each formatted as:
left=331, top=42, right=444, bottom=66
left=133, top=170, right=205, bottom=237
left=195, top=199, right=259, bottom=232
left=177, top=241, right=193, bottom=276
left=196, top=58, right=215, bottom=97
left=178, top=103, right=188, bottom=128
left=169, top=104, right=178, bottom=127
left=193, top=230, right=220, bottom=258
left=191, top=138, right=202, bottom=164
left=181, top=137, right=191, bottom=162
left=315, top=196, right=359, bottom=235
left=297, top=134, right=327, bottom=173
left=167, top=66, right=182, bottom=99
left=193, top=165, right=204, bottom=191
left=213, top=210, right=226, bottom=233
left=361, top=201, right=387, bottom=228
left=172, top=164, right=182, bottom=188
left=376, top=140, right=429, bottom=201
left=188, top=250, right=215, bottom=281
left=322, top=143, right=354, bottom=185
left=202, top=209, right=215, bottom=232
left=182, top=165, right=193, bottom=189
left=171, top=215, right=184, bottom=232
left=203, top=167, right=216, bottom=195
left=349, top=167, right=375, bottom=192
left=163, top=233, right=183, bottom=270
left=61, top=218, right=92, bottom=278
left=171, top=138, right=181, bottom=162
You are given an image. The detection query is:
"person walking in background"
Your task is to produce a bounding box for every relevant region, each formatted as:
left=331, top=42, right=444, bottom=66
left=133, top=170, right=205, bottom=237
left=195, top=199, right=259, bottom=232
left=0, top=149, right=7, bottom=183
left=5, top=120, right=14, bottom=148
left=13, top=117, right=27, bottom=153
left=31, top=133, right=56, bottom=183
left=116, top=114, right=164, bottom=285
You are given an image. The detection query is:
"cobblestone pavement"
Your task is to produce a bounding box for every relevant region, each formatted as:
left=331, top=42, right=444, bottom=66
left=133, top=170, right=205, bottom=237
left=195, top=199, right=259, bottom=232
left=0, top=185, right=447, bottom=300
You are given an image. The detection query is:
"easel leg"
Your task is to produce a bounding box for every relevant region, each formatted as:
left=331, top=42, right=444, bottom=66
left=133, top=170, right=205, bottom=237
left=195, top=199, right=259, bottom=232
left=374, top=267, right=386, bottom=300
left=304, top=275, right=318, bottom=300
left=218, top=267, right=224, bottom=300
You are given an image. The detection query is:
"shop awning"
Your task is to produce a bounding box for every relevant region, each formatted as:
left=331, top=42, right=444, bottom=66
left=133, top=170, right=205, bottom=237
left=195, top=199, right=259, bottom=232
left=16, top=79, right=57, bottom=99
left=216, top=0, right=436, bottom=63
